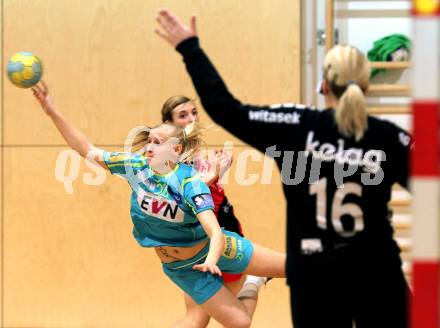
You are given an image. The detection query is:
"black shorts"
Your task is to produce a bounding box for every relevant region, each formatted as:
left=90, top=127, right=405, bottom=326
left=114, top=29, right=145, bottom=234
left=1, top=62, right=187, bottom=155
left=288, top=246, right=410, bottom=328
left=216, top=196, right=244, bottom=237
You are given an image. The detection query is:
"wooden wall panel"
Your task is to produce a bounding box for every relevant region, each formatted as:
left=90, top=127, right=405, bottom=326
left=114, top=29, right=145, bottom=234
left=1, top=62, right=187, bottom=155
left=4, top=0, right=300, bottom=146
left=1, top=0, right=4, bottom=322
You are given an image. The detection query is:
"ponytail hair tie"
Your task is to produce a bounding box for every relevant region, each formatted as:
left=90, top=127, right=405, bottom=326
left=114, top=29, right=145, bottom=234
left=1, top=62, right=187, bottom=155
left=347, top=80, right=357, bottom=86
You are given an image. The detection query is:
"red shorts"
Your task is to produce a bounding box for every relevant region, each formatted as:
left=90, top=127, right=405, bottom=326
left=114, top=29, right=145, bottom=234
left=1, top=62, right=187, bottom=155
left=223, top=272, right=243, bottom=283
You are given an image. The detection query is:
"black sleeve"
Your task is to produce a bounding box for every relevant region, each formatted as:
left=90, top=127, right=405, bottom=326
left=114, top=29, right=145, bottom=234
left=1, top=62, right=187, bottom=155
left=176, top=37, right=309, bottom=154
left=389, top=124, right=412, bottom=190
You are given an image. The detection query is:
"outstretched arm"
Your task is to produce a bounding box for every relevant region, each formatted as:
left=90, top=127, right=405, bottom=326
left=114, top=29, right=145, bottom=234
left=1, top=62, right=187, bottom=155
left=194, top=210, right=224, bottom=276
left=32, top=82, right=108, bottom=170
left=155, top=9, right=247, bottom=140
left=155, top=8, right=307, bottom=154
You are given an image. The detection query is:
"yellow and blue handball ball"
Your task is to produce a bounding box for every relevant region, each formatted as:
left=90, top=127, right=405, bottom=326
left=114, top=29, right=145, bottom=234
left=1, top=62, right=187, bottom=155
left=7, top=52, right=43, bottom=88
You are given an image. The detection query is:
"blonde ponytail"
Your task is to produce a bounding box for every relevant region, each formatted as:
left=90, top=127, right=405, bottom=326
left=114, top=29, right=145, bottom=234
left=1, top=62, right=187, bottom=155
left=324, top=45, right=370, bottom=141
left=336, top=84, right=368, bottom=141
left=131, top=127, right=150, bottom=153
left=173, top=122, right=205, bottom=162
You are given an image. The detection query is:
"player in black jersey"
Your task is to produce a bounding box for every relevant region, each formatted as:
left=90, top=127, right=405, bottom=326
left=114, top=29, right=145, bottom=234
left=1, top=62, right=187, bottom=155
left=155, top=9, right=411, bottom=328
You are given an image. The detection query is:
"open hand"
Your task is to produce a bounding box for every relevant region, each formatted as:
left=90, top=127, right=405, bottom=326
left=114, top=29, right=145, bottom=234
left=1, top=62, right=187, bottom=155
left=193, top=261, right=222, bottom=276
left=216, top=150, right=233, bottom=177
left=155, top=8, right=197, bottom=47
left=31, top=81, right=56, bottom=116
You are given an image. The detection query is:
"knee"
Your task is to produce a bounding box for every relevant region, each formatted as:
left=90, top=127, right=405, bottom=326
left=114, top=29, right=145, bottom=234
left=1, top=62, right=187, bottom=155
left=172, top=313, right=210, bottom=328
left=187, top=312, right=210, bottom=328
left=230, top=316, right=251, bottom=328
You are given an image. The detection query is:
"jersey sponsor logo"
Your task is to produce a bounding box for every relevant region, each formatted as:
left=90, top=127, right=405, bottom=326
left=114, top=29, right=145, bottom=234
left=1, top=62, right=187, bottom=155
left=223, top=236, right=237, bottom=259
left=192, top=193, right=214, bottom=210
left=300, top=238, right=323, bottom=255
left=138, top=192, right=184, bottom=223
left=248, top=109, right=301, bottom=124
left=270, top=103, right=313, bottom=110
left=305, top=131, right=385, bottom=174
left=223, top=236, right=243, bottom=260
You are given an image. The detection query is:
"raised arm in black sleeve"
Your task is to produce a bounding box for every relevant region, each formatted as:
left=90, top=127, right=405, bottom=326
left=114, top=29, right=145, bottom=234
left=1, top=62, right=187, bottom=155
left=176, top=37, right=309, bottom=154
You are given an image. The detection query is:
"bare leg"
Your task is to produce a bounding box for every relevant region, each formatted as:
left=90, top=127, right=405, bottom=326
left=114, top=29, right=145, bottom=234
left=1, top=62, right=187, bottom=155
left=171, top=293, right=210, bottom=328
left=200, top=245, right=285, bottom=327
left=200, top=286, right=253, bottom=328
left=236, top=275, right=268, bottom=320
left=173, top=244, right=285, bottom=327
left=171, top=275, right=246, bottom=328
left=243, top=243, right=286, bottom=278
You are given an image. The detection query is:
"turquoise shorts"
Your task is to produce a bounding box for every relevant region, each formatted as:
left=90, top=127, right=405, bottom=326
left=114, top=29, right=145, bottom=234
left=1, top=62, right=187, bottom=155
left=162, top=230, right=254, bottom=304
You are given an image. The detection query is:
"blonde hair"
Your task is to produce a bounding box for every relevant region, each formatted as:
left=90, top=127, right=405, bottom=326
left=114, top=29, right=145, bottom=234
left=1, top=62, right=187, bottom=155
left=131, top=122, right=204, bottom=162
left=324, top=45, right=371, bottom=141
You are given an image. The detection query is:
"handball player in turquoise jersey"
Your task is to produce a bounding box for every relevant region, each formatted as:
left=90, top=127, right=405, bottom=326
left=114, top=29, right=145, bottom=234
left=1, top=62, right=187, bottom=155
left=32, top=82, right=285, bottom=328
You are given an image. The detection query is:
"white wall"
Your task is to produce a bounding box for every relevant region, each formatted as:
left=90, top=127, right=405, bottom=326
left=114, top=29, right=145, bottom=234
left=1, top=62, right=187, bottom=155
left=337, top=0, right=412, bottom=131
left=301, top=0, right=413, bottom=132
left=339, top=1, right=411, bottom=53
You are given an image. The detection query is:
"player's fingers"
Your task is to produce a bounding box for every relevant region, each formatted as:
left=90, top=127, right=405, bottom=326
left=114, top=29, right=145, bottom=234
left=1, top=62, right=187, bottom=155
left=40, top=80, right=49, bottom=95
left=156, top=14, right=172, bottom=32
left=193, top=264, right=206, bottom=272
left=154, top=28, right=168, bottom=40
left=213, top=266, right=222, bottom=276
left=158, top=10, right=181, bottom=32
left=33, top=84, right=43, bottom=94
left=157, top=8, right=169, bottom=16
left=160, top=8, right=181, bottom=27
left=190, top=15, right=197, bottom=34
left=31, top=89, right=42, bottom=101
